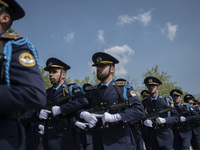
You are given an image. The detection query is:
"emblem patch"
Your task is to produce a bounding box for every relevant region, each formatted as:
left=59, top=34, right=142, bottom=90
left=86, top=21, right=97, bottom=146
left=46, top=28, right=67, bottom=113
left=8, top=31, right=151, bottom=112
left=19, top=52, right=36, bottom=67
left=130, top=91, right=136, bottom=97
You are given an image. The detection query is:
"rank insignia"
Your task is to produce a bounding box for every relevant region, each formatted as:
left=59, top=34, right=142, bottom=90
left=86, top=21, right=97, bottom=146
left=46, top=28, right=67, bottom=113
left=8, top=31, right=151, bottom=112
left=19, top=52, right=35, bottom=67
left=130, top=91, right=136, bottom=97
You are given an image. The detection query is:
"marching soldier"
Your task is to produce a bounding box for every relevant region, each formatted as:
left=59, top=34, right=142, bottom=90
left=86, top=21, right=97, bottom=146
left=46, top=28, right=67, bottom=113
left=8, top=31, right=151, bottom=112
left=142, top=76, right=179, bottom=150
left=0, top=0, right=46, bottom=149
left=76, top=52, right=144, bottom=150
left=130, top=90, right=150, bottom=150
left=38, top=58, right=88, bottom=150
left=184, top=94, right=200, bottom=150
left=170, top=89, right=200, bottom=150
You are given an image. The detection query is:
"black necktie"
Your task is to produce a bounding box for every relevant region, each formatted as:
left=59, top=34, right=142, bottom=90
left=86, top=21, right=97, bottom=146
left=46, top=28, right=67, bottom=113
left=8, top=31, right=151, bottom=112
left=99, top=85, right=107, bottom=96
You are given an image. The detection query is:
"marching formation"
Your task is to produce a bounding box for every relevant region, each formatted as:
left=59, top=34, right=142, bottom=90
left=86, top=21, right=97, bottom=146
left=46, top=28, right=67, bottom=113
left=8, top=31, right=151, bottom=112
left=0, top=1, right=200, bottom=150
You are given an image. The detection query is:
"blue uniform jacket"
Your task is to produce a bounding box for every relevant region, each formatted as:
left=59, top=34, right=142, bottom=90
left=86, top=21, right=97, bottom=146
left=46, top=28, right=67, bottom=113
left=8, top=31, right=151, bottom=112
left=0, top=33, right=46, bottom=150
left=172, top=103, right=199, bottom=138
left=191, top=106, right=200, bottom=136
left=43, top=81, right=88, bottom=150
left=85, top=79, right=144, bottom=150
left=142, top=94, right=179, bottom=147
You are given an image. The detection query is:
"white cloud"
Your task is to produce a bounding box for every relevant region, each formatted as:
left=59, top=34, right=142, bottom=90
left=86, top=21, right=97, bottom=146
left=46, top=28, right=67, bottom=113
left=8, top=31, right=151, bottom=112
left=104, top=45, right=135, bottom=76
left=137, top=10, right=152, bottom=26
left=117, top=10, right=152, bottom=26
left=97, top=30, right=105, bottom=44
left=64, top=32, right=75, bottom=43
left=117, top=15, right=137, bottom=26
left=162, top=22, right=178, bottom=41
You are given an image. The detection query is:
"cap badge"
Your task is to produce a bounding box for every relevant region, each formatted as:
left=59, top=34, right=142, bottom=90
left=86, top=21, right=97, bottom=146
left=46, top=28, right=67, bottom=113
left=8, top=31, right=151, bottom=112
left=48, top=62, right=52, bottom=67
left=148, top=79, right=153, bottom=83
left=97, top=57, right=102, bottom=63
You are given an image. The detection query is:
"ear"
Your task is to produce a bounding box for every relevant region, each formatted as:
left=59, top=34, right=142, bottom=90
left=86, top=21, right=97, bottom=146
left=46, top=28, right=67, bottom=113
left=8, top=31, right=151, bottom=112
left=157, top=85, right=160, bottom=90
left=62, top=71, right=66, bottom=79
left=110, top=65, right=115, bottom=73
left=0, top=13, right=10, bottom=24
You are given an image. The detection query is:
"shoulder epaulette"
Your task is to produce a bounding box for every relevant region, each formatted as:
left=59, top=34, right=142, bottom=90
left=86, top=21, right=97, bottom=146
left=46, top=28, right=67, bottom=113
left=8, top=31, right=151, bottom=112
left=1, top=33, right=23, bottom=40
left=182, top=102, right=190, bottom=106
left=161, top=94, right=170, bottom=99
left=67, top=82, right=76, bottom=86
left=115, top=78, right=128, bottom=86
left=85, top=85, right=97, bottom=91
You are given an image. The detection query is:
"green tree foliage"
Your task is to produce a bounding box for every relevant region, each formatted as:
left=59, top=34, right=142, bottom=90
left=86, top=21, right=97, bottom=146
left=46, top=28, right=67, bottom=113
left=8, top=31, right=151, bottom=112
left=141, top=65, right=187, bottom=99
left=40, top=66, right=51, bottom=89
left=73, top=76, right=90, bottom=86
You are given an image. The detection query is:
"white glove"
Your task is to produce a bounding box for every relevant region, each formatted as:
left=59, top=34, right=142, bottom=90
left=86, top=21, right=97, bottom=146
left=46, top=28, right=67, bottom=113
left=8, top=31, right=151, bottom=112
left=144, top=119, right=153, bottom=127
left=52, top=106, right=62, bottom=117
left=102, top=112, right=121, bottom=126
left=156, top=117, right=166, bottom=124
left=75, top=121, right=89, bottom=130
left=80, top=111, right=98, bottom=126
left=38, top=124, right=45, bottom=135
left=39, top=109, right=51, bottom=120
left=180, top=116, right=186, bottom=122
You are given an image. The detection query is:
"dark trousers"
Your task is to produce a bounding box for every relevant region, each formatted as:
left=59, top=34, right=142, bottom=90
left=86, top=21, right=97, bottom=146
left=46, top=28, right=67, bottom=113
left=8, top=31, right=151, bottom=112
left=191, top=133, right=200, bottom=150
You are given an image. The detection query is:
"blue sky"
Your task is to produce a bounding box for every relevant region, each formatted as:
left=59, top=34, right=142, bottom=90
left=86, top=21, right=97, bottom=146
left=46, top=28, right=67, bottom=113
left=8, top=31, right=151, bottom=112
left=13, top=0, right=200, bottom=95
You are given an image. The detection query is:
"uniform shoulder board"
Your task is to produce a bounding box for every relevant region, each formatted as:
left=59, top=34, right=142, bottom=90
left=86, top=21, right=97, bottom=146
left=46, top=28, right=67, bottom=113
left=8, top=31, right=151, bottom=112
left=161, top=94, right=170, bottom=98
left=67, top=82, right=76, bottom=86
left=182, top=102, right=190, bottom=106
left=115, top=78, right=127, bottom=86
left=85, top=85, right=97, bottom=91
left=1, top=33, right=23, bottom=40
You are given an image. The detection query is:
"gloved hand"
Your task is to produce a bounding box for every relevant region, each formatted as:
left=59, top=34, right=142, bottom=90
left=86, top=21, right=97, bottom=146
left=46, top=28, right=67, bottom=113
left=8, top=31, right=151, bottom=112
left=156, top=117, right=166, bottom=124
left=102, top=112, right=121, bottom=126
left=180, top=116, right=186, bottom=122
left=52, top=106, right=62, bottom=117
left=80, top=111, right=98, bottom=126
left=39, top=109, right=51, bottom=120
left=144, top=119, right=153, bottom=127
left=75, top=121, right=89, bottom=130
left=38, top=124, right=45, bottom=135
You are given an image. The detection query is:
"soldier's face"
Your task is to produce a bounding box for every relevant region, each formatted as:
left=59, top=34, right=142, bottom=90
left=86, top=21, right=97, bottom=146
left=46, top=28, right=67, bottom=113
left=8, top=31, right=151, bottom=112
left=172, top=95, right=182, bottom=104
left=147, top=84, right=159, bottom=94
left=49, top=68, right=62, bottom=84
left=96, top=64, right=111, bottom=81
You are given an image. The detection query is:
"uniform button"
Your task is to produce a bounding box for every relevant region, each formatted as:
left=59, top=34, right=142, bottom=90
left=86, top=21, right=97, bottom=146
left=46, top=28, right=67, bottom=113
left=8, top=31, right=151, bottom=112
left=122, top=126, right=124, bottom=128
left=49, top=117, right=51, bottom=120
left=64, top=128, right=67, bottom=130
left=63, top=113, right=65, bottom=115
left=113, top=103, right=116, bottom=105
left=101, top=102, right=103, bottom=105
left=51, top=127, right=53, bottom=129
left=101, top=126, right=103, bottom=129
left=48, top=127, right=51, bottom=129
left=124, top=120, right=127, bottom=123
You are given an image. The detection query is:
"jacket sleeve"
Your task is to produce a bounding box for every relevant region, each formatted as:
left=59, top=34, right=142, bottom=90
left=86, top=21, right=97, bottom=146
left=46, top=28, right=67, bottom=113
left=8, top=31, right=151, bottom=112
left=0, top=43, right=46, bottom=113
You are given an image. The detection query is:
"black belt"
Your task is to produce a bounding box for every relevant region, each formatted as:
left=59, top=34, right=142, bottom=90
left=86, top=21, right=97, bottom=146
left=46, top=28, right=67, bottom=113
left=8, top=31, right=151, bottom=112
left=0, top=112, right=20, bottom=120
